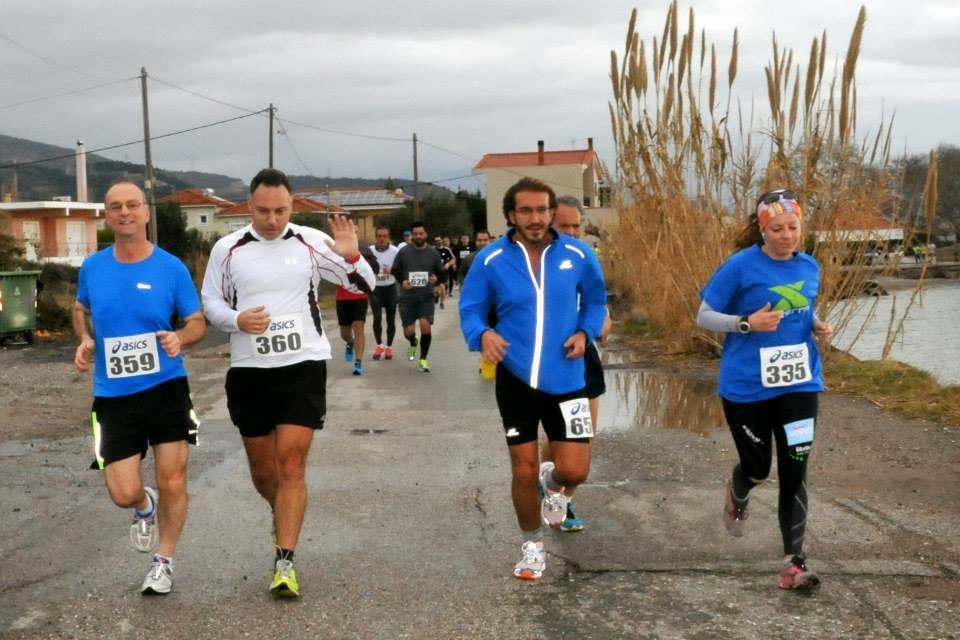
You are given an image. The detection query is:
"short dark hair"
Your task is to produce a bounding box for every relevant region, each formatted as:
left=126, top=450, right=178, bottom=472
left=502, top=177, right=557, bottom=222
left=250, top=168, right=291, bottom=194
left=411, top=221, right=426, bottom=232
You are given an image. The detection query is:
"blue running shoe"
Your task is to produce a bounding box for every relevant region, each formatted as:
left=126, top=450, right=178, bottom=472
left=353, top=361, right=363, bottom=376
left=559, top=502, right=583, bottom=532
left=344, top=343, right=354, bottom=362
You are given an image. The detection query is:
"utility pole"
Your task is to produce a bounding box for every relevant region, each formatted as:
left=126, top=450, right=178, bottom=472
left=268, top=103, right=275, bottom=168
left=412, top=132, right=420, bottom=218
left=140, top=66, right=158, bottom=245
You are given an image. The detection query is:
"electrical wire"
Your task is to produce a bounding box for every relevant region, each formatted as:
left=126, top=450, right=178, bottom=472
left=0, top=31, right=110, bottom=80
left=276, top=122, right=316, bottom=177
left=0, top=63, right=594, bottom=195
left=0, top=77, right=138, bottom=110
left=0, top=109, right=269, bottom=170
left=276, top=116, right=410, bottom=143
left=149, top=75, right=267, bottom=115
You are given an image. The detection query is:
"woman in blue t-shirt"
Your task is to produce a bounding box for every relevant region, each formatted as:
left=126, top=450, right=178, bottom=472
left=697, top=189, right=833, bottom=590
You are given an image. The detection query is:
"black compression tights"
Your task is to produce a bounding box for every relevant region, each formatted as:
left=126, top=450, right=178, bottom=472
left=721, top=392, right=818, bottom=556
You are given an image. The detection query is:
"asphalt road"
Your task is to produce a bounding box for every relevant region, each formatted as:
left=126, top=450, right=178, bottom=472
left=0, top=300, right=957, bottom=639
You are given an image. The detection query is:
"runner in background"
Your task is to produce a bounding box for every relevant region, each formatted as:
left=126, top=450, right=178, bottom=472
left=541, top=195, right=612, bottom=532
left=369, top=226, right=399, bottom=361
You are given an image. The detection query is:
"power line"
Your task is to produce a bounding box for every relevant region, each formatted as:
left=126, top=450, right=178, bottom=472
left=276, top=116, right=410, bottom=143
left=423, top=173, right=482, bottom=185
left=0, top=76, right=138, bottom=110
left=0, top=31, right=109, bottom=80
left=149, top=75, right=267, bottom=115
left=0, top=64, right=587, bottom=194
left=0, top=109, right=269, bottom=170
left=277, top=122, right=316, bottom=177
left=417, top=139, right=480, bottom=163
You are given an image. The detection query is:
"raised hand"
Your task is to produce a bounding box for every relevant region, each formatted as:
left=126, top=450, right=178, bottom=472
left=326, top=214, right=360, bottom=260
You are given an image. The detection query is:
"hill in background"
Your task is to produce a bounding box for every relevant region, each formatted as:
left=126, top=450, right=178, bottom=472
left=0, top=134, right=448, bottom=202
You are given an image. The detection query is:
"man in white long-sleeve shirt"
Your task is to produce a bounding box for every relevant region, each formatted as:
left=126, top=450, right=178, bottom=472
left=201, top=168, right=375, bottom=597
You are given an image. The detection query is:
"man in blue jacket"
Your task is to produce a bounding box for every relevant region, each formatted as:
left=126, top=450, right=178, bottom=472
left=459, top=177, right=607, bottom=580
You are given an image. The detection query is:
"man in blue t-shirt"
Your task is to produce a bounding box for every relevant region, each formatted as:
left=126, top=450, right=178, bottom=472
left=74, top=181, right=205, bottom=595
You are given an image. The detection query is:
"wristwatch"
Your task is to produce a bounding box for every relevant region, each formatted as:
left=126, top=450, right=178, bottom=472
left=736, top=316, right=751, bottom=334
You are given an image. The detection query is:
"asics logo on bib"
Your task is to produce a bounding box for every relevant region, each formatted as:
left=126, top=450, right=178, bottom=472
left=768, top=281, right=810, bottom=312
left=111, top=339, right=150, bottom=354
left=269, top=319, right=296, bottom=331
left=769, top=349, right=805, bottom=362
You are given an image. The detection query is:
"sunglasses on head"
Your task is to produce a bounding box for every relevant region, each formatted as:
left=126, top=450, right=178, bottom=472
left=761, top=190, right=797, bottom=205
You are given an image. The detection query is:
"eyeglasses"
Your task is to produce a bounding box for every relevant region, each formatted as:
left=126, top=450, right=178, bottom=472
left=107, top=200, right=145, bottom=212
left=514, top=206, right=552, bottom=215
left=760, top=190, right=797, bottom=205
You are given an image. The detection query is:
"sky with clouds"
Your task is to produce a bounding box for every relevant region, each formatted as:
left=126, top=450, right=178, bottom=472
left=2, top=0, right=959, bottom=194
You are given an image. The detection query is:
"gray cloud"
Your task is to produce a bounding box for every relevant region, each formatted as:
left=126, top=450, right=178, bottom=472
left=2, top=0, right=959, bottom=189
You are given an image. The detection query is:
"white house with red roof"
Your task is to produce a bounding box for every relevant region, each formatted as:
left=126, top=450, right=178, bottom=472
left=474, top=139, right=607, bottom=237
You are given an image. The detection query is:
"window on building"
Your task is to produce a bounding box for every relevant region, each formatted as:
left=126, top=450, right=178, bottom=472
left=199, top=214, right=208, bottom=224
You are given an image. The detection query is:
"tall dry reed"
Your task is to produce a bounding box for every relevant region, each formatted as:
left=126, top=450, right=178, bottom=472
left=607, top=2, right=928, bottom=357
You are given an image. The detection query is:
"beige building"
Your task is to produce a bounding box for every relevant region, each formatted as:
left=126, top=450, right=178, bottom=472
left=158, top=188, right=236, bottom=238
left=295, top=188, right=412, bottom=242
left=473, top=139, right=611, bottom=237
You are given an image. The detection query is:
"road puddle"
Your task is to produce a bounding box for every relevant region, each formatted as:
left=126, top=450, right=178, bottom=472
left=597, top=366, right=726, bottom=435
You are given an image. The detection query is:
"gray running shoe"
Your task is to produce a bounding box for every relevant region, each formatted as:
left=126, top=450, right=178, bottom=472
left=539, top=461, right=567, bottom=527
left=513, top=541, right=545, bottom=580
left=141, top=557, right=172, bottom=595
left=130, top=486, right=158, bottom=552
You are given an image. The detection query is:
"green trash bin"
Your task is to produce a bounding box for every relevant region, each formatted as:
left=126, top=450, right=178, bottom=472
left=0, top=270, right=42, bottom=345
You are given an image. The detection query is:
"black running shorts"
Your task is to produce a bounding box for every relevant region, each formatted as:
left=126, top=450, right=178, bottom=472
left=583, top=342, right=606, bottom=399
left=225, top=360, right=327, bottom=437
left=336, top=298, right=368, bottom=326
left=495, top=364, right=591, bottom=446
left=90, top=376, right=198, bottom=469
left=398, top=295, right=435, bottom=326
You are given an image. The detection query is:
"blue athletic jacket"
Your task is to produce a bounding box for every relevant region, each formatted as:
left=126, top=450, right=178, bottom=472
left=459, top=228, right=607, bottom=394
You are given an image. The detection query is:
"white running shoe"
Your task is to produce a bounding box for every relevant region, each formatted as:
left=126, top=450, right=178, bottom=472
left=130, top=486, right=158, bottom=553
left=141, top=557, right=172, bottom=595
left=539, top=462, right=567, bottom=527
left=513, top=541, right=545, bottom=580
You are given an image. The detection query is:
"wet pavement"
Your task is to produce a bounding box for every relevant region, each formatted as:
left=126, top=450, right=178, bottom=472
left=0, top=301, right=958, bottom=639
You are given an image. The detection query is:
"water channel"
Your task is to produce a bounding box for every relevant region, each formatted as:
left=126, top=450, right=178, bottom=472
left=828, top=279, right=960, bottom=386
left=599, top=279, right=958, bottom=434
